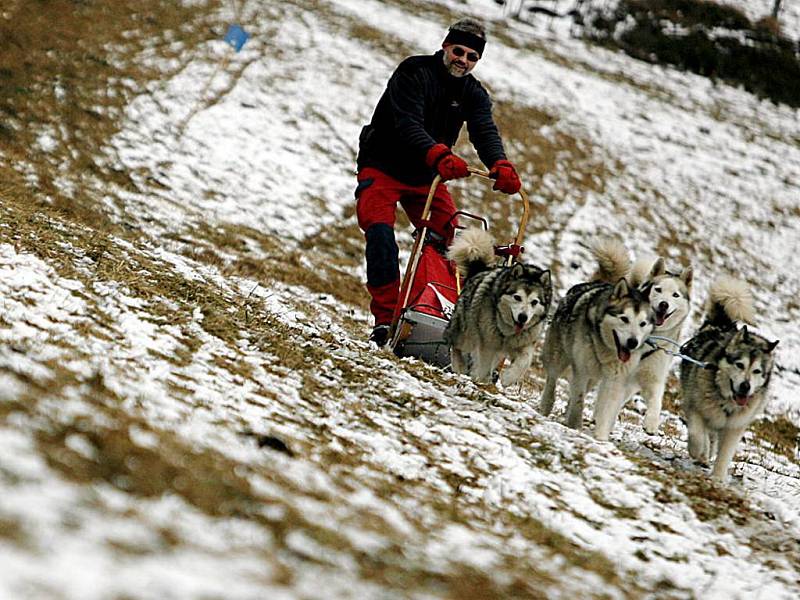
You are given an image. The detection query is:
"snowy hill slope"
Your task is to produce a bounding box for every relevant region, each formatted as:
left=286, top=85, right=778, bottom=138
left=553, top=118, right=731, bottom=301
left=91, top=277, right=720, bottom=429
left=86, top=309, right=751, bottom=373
left=1, top=0, right=799, bottom=598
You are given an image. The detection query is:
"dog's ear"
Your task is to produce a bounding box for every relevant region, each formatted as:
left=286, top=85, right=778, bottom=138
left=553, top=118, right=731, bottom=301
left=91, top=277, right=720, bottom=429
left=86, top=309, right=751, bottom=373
left=648, top=257, right=666, bottom=279
left=539, top=269, right=551, bottom=288
left=681, top=265, right=694, bottom=292
left=766, top=339, right=779, bottom=353
left=510, top=262, right=525, bottom=277
left=612, top=277, right=630, bottom=298
left=728, top=326, right=747, bottom=347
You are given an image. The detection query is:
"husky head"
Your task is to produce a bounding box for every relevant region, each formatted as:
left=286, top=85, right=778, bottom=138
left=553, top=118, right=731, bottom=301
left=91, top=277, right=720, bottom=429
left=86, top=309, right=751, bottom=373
left=715, top=326, right=779, bottom=408
left=601, top=279, right=655, bottom=362
left=635, top=258, right=693, bottom=331
left=498, top=263, right=552, bottom=334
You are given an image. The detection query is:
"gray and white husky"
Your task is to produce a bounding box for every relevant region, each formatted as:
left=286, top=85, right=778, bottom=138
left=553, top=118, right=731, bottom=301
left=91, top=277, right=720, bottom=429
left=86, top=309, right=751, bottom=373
left=680, top=276, right=778, bottom=482
left=539, top=263, right=656, bottom=440
left=443, top=228, right=552, bottom=386
left=591, top=239, right=693, bottom=434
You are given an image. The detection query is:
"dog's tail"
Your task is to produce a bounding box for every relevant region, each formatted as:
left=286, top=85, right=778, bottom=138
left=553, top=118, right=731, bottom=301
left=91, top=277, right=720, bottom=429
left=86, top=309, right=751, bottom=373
left=705, top=276, right=756, bottom=328
left=590, top=238, right=631, bottom=283
left=630, top=256, right=663, bottom=288
left=447, top=228, right=495, bottom=279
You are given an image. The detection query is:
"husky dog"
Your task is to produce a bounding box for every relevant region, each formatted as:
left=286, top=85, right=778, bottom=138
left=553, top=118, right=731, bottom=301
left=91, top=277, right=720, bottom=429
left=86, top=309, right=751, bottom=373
left=539, top=267, right=656, bottom=440
left=443, top=228, right=552, bottom=386
left=680, top=276, right=778, bottom=482
left=591, top=240, right=693, bottom=434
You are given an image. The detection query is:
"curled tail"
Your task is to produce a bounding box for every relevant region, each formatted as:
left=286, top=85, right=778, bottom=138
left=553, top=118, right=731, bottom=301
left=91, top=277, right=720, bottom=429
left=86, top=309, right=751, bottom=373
left=590, top=238, right=631, bottom=283
left=705, top=276, right=755, bottom=328
left=447, top=228, right=495, bottom=280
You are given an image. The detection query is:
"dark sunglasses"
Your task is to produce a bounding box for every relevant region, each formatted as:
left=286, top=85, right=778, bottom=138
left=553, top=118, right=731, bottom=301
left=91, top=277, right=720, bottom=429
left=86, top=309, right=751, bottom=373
left=451, top=46, right=480, bottom=62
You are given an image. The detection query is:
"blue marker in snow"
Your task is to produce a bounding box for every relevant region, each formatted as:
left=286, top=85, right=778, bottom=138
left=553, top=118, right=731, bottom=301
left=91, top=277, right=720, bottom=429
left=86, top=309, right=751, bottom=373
left=224, top=24, right=249, bottom=52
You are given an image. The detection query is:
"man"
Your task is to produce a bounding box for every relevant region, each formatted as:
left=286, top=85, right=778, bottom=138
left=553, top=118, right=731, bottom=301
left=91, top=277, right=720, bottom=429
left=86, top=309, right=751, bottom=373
left=356, top=17, right=521, bottom=346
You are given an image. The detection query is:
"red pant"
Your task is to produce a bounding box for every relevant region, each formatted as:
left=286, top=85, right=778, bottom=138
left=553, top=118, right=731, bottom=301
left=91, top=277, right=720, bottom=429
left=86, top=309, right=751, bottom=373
left=356, top=167, right=459, bottom=325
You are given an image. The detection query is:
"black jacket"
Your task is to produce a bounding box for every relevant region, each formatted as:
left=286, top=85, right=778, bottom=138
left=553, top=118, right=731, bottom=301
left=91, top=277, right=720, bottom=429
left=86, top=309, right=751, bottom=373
left=357, top=50, right=507, bottom=186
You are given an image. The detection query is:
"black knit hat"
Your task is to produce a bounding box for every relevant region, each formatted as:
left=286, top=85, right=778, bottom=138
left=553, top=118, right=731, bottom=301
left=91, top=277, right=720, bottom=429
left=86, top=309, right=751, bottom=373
left=443, top=19, right=486, bottom=56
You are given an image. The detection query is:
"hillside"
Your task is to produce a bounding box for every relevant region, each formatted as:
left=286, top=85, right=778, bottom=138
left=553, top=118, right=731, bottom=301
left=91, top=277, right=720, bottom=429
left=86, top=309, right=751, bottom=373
left=1, top=0, right=799, bottom=598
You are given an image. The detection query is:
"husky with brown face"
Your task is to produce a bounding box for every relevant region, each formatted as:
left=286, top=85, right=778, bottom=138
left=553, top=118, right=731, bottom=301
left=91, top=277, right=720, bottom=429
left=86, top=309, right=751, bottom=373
left=590, top=239, right=693, bottom=434
left=539, top=269, right=656, bottom=441
left=444, top=228, right=552, bottom=387
left=679, top=276, right=778, bottom=482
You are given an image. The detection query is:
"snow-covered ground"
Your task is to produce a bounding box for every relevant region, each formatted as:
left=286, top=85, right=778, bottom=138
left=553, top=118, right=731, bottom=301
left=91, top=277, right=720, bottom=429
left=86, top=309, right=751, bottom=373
left=1, top=0, right=799, bottom=598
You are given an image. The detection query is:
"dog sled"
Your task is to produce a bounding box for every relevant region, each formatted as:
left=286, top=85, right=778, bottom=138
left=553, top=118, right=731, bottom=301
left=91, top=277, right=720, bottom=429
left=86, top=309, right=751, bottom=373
left=388, top=167, right=530, bottom=367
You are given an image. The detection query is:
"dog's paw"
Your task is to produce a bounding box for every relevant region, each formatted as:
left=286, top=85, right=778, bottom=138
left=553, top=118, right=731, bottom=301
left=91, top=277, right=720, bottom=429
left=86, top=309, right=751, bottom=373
left=594, top=430, right=610, bottom=442
left=500, top=361, right=529, bottom=388
left=710, top=470, right=727, bottom=483
left=643, top=417, right=660, bottom=435
left=499, top=371, right=520, bottom=388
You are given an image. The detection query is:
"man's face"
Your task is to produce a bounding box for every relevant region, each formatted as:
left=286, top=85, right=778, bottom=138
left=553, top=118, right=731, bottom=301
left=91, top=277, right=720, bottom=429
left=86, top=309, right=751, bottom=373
left=442, top=43, right=480, bottom=77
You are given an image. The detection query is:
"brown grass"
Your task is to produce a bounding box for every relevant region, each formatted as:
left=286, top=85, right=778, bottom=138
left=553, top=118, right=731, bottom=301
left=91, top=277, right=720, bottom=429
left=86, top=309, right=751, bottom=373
left=639, top=453, right=756, bottom=527
left=751, top=417, right=800, bottom=461
left=175, top=221, right=370, bottom=313
left=0, top=0, right=222, bottom=223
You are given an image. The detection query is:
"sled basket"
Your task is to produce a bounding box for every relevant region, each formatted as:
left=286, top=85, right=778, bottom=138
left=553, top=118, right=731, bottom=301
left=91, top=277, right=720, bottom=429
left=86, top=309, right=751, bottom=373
left=390, top=229, right=458, bottom=367
left=393, top=308, right=451, bottom=368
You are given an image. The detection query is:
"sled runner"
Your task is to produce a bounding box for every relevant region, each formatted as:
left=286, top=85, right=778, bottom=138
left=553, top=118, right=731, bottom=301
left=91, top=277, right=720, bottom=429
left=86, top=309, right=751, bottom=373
left=388, top=167, right=530, bottom=367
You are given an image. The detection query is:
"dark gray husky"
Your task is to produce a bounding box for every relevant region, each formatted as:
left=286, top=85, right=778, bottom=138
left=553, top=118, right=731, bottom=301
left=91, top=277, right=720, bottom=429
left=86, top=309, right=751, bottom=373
left=680, top=276, right=778, bottom=482
left=444, top=228, right=551, bottom=386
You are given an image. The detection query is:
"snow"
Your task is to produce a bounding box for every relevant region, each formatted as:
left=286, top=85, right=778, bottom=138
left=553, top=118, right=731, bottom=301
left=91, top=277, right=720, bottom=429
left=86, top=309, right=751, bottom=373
left=1, top=0, right=799, bottom=598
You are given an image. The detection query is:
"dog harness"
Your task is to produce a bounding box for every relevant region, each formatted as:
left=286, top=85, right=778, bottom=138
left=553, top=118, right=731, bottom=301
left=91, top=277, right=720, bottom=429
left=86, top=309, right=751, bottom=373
left=645, top=335, right=715, bottom=370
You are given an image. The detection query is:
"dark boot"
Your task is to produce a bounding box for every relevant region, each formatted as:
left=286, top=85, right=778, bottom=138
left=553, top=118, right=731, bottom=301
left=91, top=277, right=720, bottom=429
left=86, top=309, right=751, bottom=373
left=369, top=324, right=390, bottom=347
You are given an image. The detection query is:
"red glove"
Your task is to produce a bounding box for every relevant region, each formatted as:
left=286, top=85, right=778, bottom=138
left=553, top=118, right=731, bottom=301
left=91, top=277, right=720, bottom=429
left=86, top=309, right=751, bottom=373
left=425, top=143, right=469, bottom=181
left=489, top=159, right=521, bottom=194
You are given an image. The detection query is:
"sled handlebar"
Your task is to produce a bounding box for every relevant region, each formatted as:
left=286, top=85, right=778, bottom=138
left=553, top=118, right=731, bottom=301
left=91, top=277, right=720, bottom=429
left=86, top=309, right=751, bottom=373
left=466, top=168, right=530, bottom=260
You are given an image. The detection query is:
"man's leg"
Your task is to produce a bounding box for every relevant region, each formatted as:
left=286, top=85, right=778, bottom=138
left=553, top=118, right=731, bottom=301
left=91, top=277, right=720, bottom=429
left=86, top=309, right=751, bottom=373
left=355, top=169, right=403, bottom=341
left=365, top=224, right=399, bottom=326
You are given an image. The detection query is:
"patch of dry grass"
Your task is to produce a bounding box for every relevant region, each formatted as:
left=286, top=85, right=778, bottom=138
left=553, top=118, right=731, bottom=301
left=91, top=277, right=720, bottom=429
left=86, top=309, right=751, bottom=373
left=1, top=0, right=222, bottom=219
left=176, top=221, right=370, bottom=313
left=751, top=417, right=800, bottom=461
left=346, top=20, right=418, bottom=60
left=0, top=514, right=28, bottom=548
left=0, top=191, right=268, bottom=368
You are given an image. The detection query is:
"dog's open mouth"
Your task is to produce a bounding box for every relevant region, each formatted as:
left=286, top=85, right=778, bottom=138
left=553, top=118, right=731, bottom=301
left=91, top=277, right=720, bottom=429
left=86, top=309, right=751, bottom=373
left=730, top=382, right=751, bottom=406
left=654, top=308, right=674, bottom=327
left=734, top=395, right=750, bottom=406
left=614, top=331, right=631, bottom=362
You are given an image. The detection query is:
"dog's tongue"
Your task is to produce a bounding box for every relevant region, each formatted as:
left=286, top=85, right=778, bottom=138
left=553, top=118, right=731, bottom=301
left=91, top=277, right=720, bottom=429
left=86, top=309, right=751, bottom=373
left=655, top=312, right=666, bottom=326
left=618, top=347, right=631, bottom=362
left=734, top=394, right=750, bottom=406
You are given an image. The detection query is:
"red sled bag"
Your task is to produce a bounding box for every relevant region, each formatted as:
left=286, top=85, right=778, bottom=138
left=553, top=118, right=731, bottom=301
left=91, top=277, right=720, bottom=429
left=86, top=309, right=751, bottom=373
left=393, top=244, right=457, bottom=321
left=392, top=244, right=457, bottom=366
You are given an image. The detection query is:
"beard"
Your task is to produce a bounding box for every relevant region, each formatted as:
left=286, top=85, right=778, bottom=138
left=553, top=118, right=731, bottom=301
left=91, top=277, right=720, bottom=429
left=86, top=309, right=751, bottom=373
left=442, top=54, right=470, bottom=78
